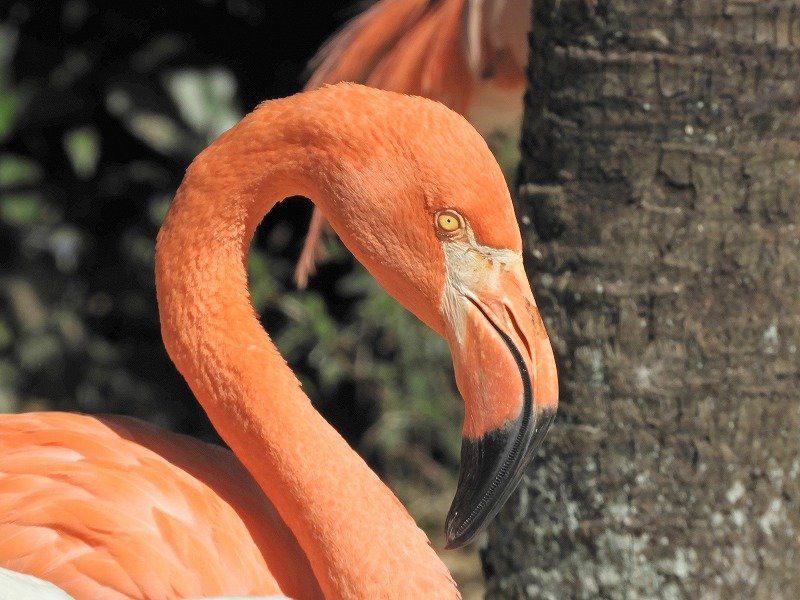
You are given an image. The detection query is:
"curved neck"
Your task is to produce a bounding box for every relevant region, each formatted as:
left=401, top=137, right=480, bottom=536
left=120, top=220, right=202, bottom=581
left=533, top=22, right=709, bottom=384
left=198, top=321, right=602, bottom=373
left=155, top=93, right=457, bottom=598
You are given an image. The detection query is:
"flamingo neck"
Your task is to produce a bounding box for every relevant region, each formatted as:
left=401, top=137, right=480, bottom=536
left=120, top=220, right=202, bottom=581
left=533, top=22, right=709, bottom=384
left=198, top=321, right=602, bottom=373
left=155, top=93, right=457, bottom=598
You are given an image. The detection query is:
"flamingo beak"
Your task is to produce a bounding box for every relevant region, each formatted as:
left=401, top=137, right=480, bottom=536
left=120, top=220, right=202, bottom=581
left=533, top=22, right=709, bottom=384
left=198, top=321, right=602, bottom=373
left=443, top=263, right=558, bottom=549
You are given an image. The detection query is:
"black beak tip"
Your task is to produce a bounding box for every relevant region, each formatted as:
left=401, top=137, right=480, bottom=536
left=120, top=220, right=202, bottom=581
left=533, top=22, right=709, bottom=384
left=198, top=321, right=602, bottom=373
left=444, top=515, right=478, bottom=549
left=443, top=407, right=556, bottom=549
left=444, top=531, right=464, bottom=550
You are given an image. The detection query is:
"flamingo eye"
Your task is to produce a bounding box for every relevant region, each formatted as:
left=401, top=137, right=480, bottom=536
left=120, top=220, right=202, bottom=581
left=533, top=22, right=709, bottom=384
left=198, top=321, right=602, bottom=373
left=435, top=210, right=464, bottom=237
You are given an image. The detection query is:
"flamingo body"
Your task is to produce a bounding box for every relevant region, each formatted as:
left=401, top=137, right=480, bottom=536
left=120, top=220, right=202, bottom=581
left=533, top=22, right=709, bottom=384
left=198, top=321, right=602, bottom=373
left=306, top=0, right=529, bottom=121
left=0, top=412, right=316, bottom=599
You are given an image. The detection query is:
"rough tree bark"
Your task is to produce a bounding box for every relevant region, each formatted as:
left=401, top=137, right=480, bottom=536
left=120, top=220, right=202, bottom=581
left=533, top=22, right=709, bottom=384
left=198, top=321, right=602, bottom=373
left=484, top=1, right=800, bottom=598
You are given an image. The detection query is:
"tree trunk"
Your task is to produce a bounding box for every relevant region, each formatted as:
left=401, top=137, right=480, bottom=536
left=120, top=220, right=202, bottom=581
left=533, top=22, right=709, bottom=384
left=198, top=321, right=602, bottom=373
left=484, top=1, right=800, bottom=598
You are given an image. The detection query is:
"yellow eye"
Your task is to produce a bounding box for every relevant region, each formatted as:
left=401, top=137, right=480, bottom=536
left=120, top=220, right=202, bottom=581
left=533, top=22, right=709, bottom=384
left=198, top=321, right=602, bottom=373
left=435, top=210, right=464, bottom=235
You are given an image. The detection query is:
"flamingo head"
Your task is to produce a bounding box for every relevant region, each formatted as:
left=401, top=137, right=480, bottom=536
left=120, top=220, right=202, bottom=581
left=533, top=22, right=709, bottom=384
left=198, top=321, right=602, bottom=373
left=310, top=85, right=558, bottom=549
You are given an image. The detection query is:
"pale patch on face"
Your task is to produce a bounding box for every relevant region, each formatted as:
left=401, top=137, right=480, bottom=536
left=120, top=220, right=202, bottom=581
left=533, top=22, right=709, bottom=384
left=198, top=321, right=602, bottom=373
left=439, top=223, right=522, bottom=344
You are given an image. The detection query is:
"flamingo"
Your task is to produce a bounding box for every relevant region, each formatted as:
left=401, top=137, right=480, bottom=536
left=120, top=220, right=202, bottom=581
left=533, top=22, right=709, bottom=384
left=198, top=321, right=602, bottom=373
left=0, top=84, right=557, bottom=599
left=295, top=0, right=531, bottom=287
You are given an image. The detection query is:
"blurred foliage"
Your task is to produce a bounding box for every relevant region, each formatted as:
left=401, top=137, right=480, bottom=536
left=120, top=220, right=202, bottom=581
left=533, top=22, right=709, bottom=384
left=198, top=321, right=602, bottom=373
left=0, top=1, right=463, bottom=529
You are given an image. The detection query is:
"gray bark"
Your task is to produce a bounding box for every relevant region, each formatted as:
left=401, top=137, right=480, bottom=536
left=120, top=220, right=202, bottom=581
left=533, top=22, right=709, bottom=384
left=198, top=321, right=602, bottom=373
left=484, top=1, right=800, bottom=598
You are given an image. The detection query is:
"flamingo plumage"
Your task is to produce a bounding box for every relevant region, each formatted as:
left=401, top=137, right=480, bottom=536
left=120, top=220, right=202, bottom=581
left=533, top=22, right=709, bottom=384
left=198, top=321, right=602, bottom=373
left=0, top=84, right=557, bottom=599
left=295, top=0, right=531, bottom=287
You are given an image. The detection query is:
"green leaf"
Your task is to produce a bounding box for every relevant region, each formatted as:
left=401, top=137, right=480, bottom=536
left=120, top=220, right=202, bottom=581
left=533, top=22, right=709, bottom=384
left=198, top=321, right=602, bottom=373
left=0, top=193, right=46, bottom=225
left=164, top=68, right=241, bottom=141
left=247, top=250, right=279, bottom=311
left=0, top=154, right=42, bottom=187
left=0, top=92, right=23, bottom=142
left=148, top=194, right=172, bottom=226
left=63, top=126, right=100, bottom=179
left=128, top=112, right=184, bottom=155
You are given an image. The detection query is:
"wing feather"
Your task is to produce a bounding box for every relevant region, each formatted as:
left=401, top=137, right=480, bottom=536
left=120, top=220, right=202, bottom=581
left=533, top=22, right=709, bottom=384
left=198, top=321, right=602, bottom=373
left=0, top=412, right=322, bottom=600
